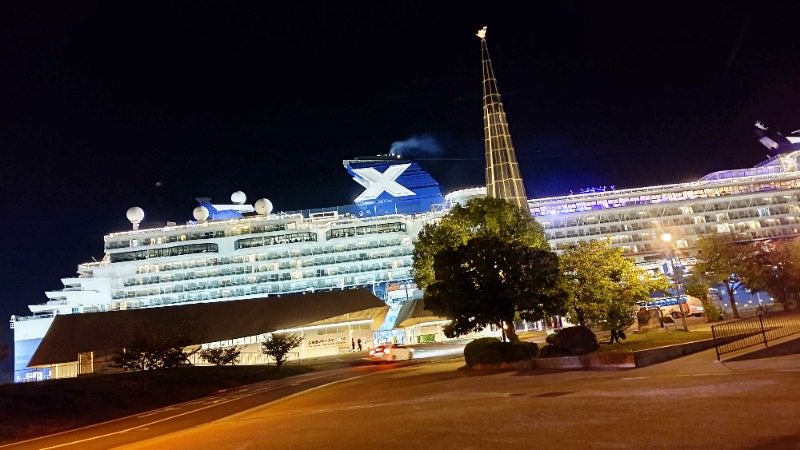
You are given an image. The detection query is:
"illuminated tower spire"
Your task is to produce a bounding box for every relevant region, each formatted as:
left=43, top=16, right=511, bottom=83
left=478, top=26, right=529, bottom=214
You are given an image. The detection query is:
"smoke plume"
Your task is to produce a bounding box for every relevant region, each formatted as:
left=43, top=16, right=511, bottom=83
left=389, top=134, right=443, bottom=158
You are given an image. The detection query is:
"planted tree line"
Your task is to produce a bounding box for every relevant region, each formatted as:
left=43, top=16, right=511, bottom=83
left=413, top=198, right=798, bottom=365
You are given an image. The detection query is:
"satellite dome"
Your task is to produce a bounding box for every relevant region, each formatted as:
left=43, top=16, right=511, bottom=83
left=231, top=191, right=247, bottom=204
left=126, top=207, right=145, bottom=223
left=254, top=198, right=273, bottom=215
left=193, top=206, right=210, bottom=222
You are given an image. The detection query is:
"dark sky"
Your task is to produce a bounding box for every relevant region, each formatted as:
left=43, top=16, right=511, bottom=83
left=1, top=2, right=799, bottom=367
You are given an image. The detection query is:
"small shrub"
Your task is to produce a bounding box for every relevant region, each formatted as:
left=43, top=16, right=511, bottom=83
left=464, top=337, right=538, bottom=367
left=199, top=346, right=241, bottom=366
left=502, top=341, right=539, bottom=361
left=261, top=333, right=304, bottom=369
left=464, top=337, right=501, bottom=366
left=551, top=326, right=598, bottom=355
left=111, top=331, right=198, bottom=371
left=702, top=301, right=722, bottom=322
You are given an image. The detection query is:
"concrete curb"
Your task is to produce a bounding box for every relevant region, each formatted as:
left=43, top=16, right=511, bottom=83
left=471, top=337, right=745, bottom=371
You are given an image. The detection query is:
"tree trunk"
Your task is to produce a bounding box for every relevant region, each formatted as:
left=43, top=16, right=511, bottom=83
left=505, top=323, right=520, bottom=343
left=576, top=308, right=586, bottom=327
left=726, top=286, right=740, bottom=319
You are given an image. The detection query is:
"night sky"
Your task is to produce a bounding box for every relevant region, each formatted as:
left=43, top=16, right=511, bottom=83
left=1, top=2, right=799, bottom=371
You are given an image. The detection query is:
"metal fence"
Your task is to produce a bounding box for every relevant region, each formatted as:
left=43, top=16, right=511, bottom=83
left=711, top=310, right=800, bottom=360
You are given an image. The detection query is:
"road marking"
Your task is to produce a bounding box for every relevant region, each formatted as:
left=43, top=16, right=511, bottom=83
left=2, top=358, right=464, bottom=449
left=136, top=407, right=179, bottom=418
left=6, top=372, right=346, bottom=450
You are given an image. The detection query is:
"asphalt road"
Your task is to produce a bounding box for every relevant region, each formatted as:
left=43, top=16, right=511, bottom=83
left=0, top=344, right=466, bottom=450
left=118, top=340, right=800, bottom=450
left=5, top=340, right=800, bottom=450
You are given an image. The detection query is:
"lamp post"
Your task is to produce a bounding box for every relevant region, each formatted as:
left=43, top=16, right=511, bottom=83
left=660, top=233, right=689, bottom=331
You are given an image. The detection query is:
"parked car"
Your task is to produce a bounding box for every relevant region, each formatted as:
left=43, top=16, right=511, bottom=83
left=368, top=344, right=414, bottom=363
left=669, top=310, right=684, bottom=319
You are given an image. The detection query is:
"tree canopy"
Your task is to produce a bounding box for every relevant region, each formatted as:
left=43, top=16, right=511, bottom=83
left=743, top=238, right=800, bottom=311
left=692, top=233, right=765, bottom=319
left=413, top=197, right=549, bottom=290
left=199, top=346, right=242, bottom=366
left=112, top=328, right=199, bottom=371
left=413, top=198, right=564, bottom=342
left=424, top=235, right=568, bottom=342
left=261, top=333, right=304, bottom=369
left=683, top=271, right=722, bottom=321
left=560, top=239, right=669, bottom=328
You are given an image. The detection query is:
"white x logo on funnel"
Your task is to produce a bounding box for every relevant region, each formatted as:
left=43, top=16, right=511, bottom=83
left=352, top=163, right=415, bottom=202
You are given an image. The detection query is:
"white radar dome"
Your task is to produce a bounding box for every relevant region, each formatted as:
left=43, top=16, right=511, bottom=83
left=231, top=191, right=246, bottom=204
left=193, top=206, right=210, bottom=222
left=254, top=198, right=273, bottom=215
left=126, top=207, right=145, bottom=223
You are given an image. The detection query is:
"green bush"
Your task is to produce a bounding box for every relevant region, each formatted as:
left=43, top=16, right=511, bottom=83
left=702, top=301, right=723, bottom=322
left=466, top=338, right=501, bottom=366
left=464, top=337, right=539, bottom=367
left=199, top=346, right=241, bottom=366
left=502, top=340, right=539, bottom=362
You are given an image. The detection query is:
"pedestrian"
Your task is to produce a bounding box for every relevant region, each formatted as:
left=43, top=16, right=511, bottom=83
left=609, top=328, right=627, bottom=343
left=351, top=338, right=355, bottom=351
left=357, top=338, right=362, bottom=351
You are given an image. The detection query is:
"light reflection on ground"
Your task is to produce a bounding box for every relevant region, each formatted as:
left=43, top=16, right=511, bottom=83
left=409, top=346, right=464, bottom=359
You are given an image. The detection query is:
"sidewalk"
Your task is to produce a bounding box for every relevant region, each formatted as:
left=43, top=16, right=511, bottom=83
left=630, top=333, right=800, bottom=377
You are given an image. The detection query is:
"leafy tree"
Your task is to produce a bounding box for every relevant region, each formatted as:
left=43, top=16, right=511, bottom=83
left=413, top=197, right=549, bottom=290
left=560, top=240, right=669, bottom=332
left=745, top=238, right=800, bottom=311
left=693, top=233, right=769, bottom=319
left=684, top=271, right=722, bottom=322
left=260, top=333, right=304, bottom=369
left=199, top=346, right=242, bottom=366
left=424, top=235, right=568, bottom=342
left=603, top=298, right=635, bottom=343
left=112, top=328, right=200, bottom=371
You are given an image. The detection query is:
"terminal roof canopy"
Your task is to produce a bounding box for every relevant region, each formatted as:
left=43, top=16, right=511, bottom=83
left=393, top=298, right=445, bottom=329
left=29, top=289, right=388, bottom=367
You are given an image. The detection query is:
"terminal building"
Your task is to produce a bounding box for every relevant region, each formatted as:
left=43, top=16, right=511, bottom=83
left=10, top=157, right=452, bottom=382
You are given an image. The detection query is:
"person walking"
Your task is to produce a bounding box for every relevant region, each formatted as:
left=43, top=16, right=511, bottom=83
left=351, top=338, right=355, bottom=351
left=357, top=338, right=362, bottom=351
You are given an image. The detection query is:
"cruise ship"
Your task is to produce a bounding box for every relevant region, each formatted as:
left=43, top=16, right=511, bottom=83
left=13, top=125, right=800, bottom=381
left=449, top=123, right=800, bottom=266
left=10, top=156, right=448, bottom=382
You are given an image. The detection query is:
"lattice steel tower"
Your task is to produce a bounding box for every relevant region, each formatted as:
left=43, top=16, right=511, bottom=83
left=478, top=26, right=529, bottom=214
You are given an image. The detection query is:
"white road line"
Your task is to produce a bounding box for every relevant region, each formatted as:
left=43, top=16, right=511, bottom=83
left=4, top=372, right=344, bottom=450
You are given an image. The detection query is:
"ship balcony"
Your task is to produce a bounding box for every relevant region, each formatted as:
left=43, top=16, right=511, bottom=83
left=10, top=313, right=55, bottom=322
left=46, top=299, right=68, bottom=306
left=28, top=304, right=62, bottom=314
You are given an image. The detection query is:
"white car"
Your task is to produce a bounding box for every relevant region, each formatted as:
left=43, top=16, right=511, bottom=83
left=368, top=344, right=414, bottom=363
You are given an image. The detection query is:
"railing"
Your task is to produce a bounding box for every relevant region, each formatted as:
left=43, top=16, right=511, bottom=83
left=711, top=310, right=800, bottom=360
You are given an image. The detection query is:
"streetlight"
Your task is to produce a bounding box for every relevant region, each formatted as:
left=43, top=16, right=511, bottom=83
left=660, top=233, right=688, bottom=331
